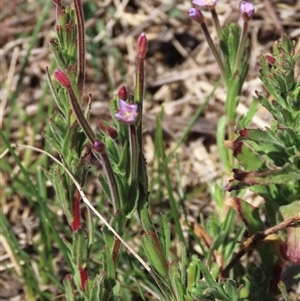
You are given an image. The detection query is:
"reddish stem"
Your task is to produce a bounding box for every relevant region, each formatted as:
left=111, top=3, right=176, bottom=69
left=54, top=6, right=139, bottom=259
left=71, top=190, right=81, bottom=232
left=79, top=266, right=88, bottom=291
left=73, top=0, right=86, bottom=99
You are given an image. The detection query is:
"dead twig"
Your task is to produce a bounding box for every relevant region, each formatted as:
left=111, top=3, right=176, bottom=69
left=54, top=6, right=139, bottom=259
left=221, top=213, right=300, bottom=278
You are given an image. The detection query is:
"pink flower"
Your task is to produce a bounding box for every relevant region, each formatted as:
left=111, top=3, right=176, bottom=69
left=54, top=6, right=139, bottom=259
left=114, top=100, right=138, bottom=124
left=240, top=1, right=255, bottom=21
left=192, top=0, right=218, bottom=7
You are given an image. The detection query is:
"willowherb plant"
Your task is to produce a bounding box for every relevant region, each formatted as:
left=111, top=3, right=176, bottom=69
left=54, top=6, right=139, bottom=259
left=42, top=0, right=300, bottom=300
left=45, top=0, right=189, bottom=300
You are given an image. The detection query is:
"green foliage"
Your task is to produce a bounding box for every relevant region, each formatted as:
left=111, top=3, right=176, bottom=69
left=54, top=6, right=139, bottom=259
left=3, top=1, right=299, bottom=300
left=226, top=33, right=300, bottom=298
left=187, top=257, right=239, bottom=301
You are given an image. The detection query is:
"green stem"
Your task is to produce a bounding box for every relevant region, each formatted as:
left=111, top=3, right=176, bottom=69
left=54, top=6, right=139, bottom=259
left=211, top=8, right=223, bottom=39
left=97, top=152, right=121, bottom=213
left=129, top=124, right=138, bottom=186
left=66, top=86, right=95, bottom=143
left=234, top=21, right=248, bottom=73
left=135, top=55, right=145, bottom=150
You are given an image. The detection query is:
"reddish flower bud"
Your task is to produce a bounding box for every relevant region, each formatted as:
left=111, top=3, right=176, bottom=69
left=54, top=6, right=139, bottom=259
left=98, top=119, right=107, bottom=132
left=118, top=85, right=128, bottom=101
left=137, top=33, right=148, bottom=58
left=107, top=126, right=118, bottom=140
left=265, top=55, right=276, bottom=64
left=91, top=139, right=106, bottom=154
left=54, top=69, right=71, bottom=89
left=98, top=120, right=118, bottom=139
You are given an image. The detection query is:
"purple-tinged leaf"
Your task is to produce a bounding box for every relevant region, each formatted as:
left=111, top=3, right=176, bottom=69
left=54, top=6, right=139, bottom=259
left=280, top=202, right=300, bottom=264
left=226, top=159, right=300, bottom=191
left=226, top=197, right=264, bottom=234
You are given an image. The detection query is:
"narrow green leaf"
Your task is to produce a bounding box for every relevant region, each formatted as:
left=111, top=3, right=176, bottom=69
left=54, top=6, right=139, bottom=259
left=217, top=116, right=231, bottom=171
left=72, top=229, right=88, bottom=268
left=198, top=260, right=218, bottom=287
left=169, top=262, right=185, bottom=301
left=63, top=276, right=75, bottom=301
left=232, top=160, right=300, bottom=186
left=222, top=280, right=239, bottom=301
left=62, top=122, right=81, bottom=161
left=102, top=246, right=116, bottom=290
left=98, top=174, right=112, bottom=201
left=187, top=256, right=201, bottom=292
left=156, top=116, right=184, bottom=241
left=44, top=166, right=73, bottom=223
left=141, top=231, right=168, bottom=279
left=160, top=213, right=171, bottom=259
left=180, top=241, right=187, bottom=286
left=198, top=261, right=231, bottom=300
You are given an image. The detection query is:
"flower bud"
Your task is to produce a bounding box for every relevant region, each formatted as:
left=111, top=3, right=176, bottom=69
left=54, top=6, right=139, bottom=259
left=118, top=85, right=128, bottom=101
left=98, top=120, right=118, bottom=139
left=107, top=126, right=118, bottom=140
left=54, top=69, right=71, bottom=89
left=98, top=119, right=107, bottom=132
left=188, top=8, right=204, bottom=24
left=265, top=55, right=276, bottom=64
left=240, top=1, right=255, bottom=21
left=137, top=33, right=148, bottom=58
left=91, top=139, right=106, bottom=154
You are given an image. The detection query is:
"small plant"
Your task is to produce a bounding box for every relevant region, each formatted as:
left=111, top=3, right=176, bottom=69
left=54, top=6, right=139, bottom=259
left=46, top=0, right=188, bottom=299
